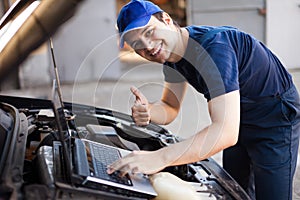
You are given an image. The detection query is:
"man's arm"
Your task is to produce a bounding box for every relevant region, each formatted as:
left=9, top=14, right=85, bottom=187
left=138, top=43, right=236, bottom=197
left=108, top=90, right=240, bottom=175
left=160, top=90, right=240, bottom=166
left=149, top=81, right=187, bottom=125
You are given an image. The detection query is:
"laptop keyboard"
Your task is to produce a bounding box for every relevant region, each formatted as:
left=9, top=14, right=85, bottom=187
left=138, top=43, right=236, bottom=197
left=90, top=142, right=132, bottom=186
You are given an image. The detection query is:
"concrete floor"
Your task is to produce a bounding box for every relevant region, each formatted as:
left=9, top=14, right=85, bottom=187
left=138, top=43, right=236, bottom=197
left=2, top=64, right=300, bottom=199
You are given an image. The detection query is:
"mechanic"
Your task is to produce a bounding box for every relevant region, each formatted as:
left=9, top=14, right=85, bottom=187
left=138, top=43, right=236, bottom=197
left=107, top=0, right=300, bottom=199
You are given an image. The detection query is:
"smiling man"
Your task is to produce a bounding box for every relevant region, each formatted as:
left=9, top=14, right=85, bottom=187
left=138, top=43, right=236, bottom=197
left=108, top=1, right=300, bottom=199
left=121, top=12, right=187, bottom=64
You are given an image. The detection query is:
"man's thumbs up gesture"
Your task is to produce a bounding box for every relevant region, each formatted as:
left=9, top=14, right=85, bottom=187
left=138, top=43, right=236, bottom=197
left=130, top=86, right=151, bottom=126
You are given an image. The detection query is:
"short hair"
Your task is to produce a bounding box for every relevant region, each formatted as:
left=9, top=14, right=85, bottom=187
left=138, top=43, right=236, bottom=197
left=153, top=12, right=181, bottom=30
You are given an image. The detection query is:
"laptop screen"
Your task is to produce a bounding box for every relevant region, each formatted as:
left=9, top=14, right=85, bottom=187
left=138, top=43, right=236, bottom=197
left=51, top=80, right=73, bottom=183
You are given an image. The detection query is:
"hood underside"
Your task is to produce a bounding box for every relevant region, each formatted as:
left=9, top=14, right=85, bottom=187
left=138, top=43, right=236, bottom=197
left=0, top=0, right=85, bottom=82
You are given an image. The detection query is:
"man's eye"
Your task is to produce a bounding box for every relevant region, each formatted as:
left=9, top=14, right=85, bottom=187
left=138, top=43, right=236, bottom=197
left=145, top=29, right=153, bottom=37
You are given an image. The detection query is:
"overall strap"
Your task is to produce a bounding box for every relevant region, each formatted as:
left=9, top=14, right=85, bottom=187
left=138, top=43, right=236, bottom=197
left=199, top=26, right=237, bottom=44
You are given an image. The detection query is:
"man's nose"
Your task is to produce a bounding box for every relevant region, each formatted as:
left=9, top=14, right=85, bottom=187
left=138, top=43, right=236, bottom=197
left=141, top=37, right=153, bottom=50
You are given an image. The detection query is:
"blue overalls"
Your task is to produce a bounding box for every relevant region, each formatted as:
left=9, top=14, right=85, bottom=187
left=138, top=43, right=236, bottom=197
left=198, top=26, right=300, bottom=200
left=223, top=85, right=300, bottom=200
left=165, top=25, right=300, bottom=200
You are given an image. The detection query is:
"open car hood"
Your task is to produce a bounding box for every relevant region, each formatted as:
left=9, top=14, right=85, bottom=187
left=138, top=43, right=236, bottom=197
left=0, top=0, right=85, bottom=82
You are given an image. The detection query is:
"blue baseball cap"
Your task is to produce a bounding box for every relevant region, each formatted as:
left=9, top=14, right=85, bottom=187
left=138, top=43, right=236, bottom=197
left=117, top=0, right=163, bottom=48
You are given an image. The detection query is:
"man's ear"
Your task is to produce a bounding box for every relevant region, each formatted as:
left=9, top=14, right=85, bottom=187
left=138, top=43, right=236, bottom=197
left=161, top=12, right=173, bottom=25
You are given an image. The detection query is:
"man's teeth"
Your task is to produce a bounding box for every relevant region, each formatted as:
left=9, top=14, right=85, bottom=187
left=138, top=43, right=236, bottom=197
left=152, top=43, right=162, bottom=56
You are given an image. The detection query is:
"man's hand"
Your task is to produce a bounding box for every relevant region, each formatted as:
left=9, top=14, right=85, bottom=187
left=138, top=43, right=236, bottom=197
left=130, top=86, right=150, bottom=126
left=107, top=150, right=167, bottom=176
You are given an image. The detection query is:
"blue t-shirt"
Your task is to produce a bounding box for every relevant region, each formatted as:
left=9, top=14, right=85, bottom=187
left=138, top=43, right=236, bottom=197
left=163, top=26, right=292, bottom=101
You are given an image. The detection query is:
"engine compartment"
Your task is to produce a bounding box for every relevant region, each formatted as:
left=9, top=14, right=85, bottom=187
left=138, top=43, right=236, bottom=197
left=0, top=95, right=250, bottom=199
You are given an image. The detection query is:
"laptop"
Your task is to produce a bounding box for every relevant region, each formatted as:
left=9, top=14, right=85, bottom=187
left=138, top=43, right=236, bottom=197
left=49, top=40, right=157, bottom=199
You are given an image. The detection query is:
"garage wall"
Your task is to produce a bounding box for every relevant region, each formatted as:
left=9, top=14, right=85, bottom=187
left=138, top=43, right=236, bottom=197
left=266, top=0, right=300, bottom=69
left=52, top=0, right=121, bottom=83
left=186, top=0, right=266, bottom=42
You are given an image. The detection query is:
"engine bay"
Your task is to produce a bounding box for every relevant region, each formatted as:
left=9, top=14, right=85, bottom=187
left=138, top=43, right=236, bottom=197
left=0, top=95, right=250, bottom=199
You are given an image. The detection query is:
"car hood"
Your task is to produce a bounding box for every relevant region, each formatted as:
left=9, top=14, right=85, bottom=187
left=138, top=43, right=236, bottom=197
left=0, top=0, right=85, bottom=82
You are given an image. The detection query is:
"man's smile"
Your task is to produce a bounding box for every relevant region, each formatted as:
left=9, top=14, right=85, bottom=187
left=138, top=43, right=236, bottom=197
left=150, top=42, right=162, bottom=57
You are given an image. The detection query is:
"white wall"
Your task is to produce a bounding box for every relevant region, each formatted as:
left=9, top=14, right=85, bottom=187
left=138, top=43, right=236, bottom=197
left=52, top=0, right=121, bottom=83
left=266, top=0, right=300, bottom=69
left=186, top=0, right=266, bottom=42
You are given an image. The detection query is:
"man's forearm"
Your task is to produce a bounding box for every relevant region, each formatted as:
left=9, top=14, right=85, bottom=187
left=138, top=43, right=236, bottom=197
left=159, top=121, right=239, bottom=167
left=158, top=91, right=240, bottom=166
left=149, top=101, right=179, bottom=125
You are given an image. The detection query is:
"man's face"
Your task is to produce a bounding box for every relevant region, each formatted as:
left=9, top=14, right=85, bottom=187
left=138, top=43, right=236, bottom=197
left=123, top=15, right=177, bottom=64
